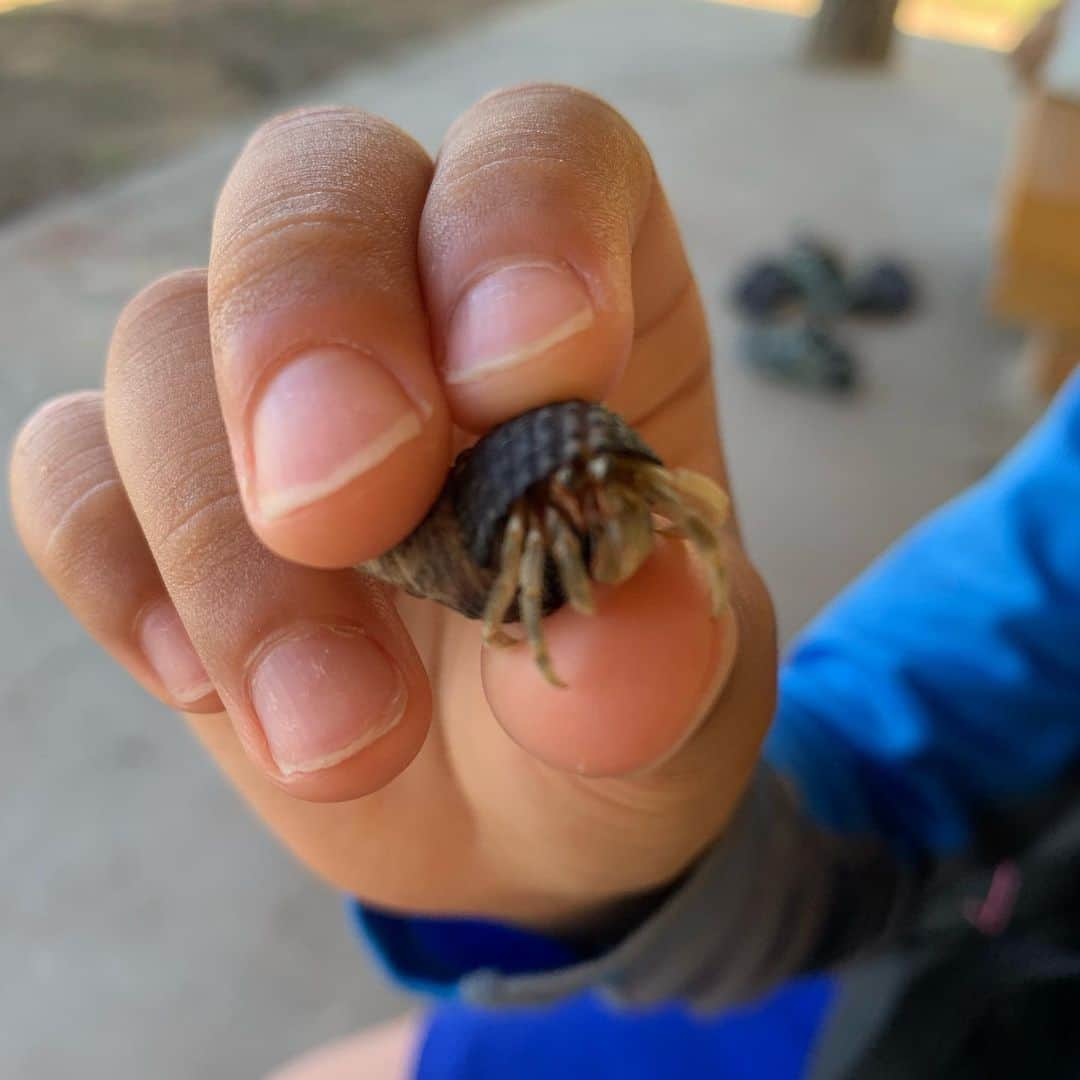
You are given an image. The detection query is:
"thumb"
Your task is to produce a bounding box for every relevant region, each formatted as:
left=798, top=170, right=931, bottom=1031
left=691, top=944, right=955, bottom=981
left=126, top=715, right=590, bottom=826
left=482, top=538, right=742, bottom=778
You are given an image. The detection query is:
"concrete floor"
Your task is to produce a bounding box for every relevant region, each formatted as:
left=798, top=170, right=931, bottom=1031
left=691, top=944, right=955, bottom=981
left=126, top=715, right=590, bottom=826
left=0, top=2, right=1030, bottom=1076
left=0, top=0, right=524, bottom=222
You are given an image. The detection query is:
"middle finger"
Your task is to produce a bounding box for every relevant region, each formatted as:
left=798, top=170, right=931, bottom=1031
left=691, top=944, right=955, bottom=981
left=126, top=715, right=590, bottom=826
left=208, top=106, right=452, bottom=569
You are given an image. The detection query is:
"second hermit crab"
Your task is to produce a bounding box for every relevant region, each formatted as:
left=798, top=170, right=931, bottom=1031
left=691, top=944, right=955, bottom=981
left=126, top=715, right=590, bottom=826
left=362, top=399, right=731, bottom=686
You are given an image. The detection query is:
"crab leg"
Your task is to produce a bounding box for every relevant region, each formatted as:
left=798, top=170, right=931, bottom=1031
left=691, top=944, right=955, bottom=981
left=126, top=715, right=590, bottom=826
left=669, top=468, right=731, bottom=529
left=607, top=484, right=655, bottom=585
left=545, top=506, right=594, bottom=615
left=636, top=474, right=729, bottom=617
left=586, top=484, right=625, bottom=585
left=547, top=470, right=588, bottom=534
left=482, top=505, right=526, bottom=646
left=519, top=516, right=564, bottom=687
left=635, top=463, right=731, bottom=532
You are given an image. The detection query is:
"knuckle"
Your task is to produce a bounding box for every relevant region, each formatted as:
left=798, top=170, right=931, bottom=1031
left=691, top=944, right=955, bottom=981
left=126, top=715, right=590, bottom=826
left=240, top=105, right=425, bottom=162
left=154, top=485, right=251, bottom=600
left=131, top=408, right=247, bottom=586
left=470, top=82, right=624, bottom=126
left=43, top=476, right=132, bottom=597
left=209, top=209, right=405, bottom=316
left=242, top=104, right=428, bottom=168
left=449, top=82, right=651, bottom=181
left=108, top=270, right=209, bottom=390
left=427, top=85, right=654, bottom=252
left=144, top=425, right=252, bottom=596
left=210, top=106, right=432, bottom=306
left=104, top=272, right=250, bottom=598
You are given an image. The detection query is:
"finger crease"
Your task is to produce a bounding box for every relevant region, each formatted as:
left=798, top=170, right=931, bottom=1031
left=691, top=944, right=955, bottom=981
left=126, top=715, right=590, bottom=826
left=44, top=478, right=125, bottom=561
left=437, top=153, right=603, bottom=197
left=159, top=489, right=244, bottom=562
left=214, top=215, right=401, bottom=278
left=633, top=272, right=694, bottom=342
left=628, top=357, right=713, bottom=432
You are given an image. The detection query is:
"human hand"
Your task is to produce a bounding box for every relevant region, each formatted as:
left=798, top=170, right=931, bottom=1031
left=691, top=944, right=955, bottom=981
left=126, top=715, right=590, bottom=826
left=10, top=86, right=776, bottom=932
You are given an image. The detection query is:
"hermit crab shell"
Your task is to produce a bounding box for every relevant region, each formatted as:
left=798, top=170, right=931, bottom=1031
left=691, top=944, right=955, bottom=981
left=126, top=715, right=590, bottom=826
left=362, top=399, right=730, bottom=685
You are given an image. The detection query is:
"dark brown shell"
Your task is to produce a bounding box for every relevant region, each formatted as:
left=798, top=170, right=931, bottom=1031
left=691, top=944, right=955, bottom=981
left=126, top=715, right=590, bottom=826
left=450, top=400, right=660, bottom=566
left=361, top=400, right=661, bottom=618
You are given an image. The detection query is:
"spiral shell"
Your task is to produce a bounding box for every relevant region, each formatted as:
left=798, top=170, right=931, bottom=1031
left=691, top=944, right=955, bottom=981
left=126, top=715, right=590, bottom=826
left=362, top=400, right=730, bottom=685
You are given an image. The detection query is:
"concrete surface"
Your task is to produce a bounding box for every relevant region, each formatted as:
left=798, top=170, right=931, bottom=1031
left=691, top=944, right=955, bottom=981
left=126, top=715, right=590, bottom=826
left=1, top=2, right=1029, bottom=1077
left=0, top=0, right=525, bottom=222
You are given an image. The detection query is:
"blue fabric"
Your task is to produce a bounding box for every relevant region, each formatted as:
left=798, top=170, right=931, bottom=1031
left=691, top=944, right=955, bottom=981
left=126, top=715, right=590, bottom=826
left=416, top=978, right=836, bottom=1080
left=356, top=370, right=1080, bottom=1078
left=766, top=369, right=1080, bottom=857
left=351, top=903, right=580, bottom=997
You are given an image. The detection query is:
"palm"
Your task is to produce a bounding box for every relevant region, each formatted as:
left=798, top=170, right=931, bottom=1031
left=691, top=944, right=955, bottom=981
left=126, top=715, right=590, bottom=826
left=12, top=90, right=778, bottom=934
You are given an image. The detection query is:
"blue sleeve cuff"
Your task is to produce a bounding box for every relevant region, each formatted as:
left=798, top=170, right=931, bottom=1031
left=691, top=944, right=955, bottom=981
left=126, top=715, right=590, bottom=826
left=349, top=900, right=581, bottom=998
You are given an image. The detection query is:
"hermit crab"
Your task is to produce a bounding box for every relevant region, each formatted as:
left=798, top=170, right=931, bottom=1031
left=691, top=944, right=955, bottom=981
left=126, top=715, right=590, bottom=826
left=362, top=400, right=731, bottom=686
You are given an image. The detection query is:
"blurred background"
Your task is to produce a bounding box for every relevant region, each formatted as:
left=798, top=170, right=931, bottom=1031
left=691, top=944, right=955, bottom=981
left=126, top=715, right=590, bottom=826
left=0, top=0, right=1059, bottom=222
left=1, top=0, right=1073, bottom=1077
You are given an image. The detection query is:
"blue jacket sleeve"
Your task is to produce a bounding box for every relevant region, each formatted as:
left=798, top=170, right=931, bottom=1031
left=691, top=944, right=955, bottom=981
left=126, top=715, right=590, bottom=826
left=766, top=369, right=1080, bottom=857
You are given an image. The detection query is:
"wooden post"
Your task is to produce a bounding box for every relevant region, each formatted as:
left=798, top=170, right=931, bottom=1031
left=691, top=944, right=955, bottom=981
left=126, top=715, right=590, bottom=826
left=805, top=0, right=902, bottom=66
left=1024, top=329, right=1080, bottom=403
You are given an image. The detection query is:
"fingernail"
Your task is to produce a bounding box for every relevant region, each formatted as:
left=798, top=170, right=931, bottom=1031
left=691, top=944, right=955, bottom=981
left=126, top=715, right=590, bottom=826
left=251, top=346, right=424, bottom=521
left=138, top=602, right=215, bottom=706
left=444, top=260, right=595, bottom=385
left=250, top=625, right=406, bottom=776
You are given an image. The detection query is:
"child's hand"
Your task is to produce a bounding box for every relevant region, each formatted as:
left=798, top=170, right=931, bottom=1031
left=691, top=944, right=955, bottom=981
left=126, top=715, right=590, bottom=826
left=10, top=86, right=776, bottom=931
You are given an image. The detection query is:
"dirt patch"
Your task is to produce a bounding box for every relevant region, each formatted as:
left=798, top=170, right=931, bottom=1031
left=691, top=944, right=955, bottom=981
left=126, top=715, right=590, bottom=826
left=0, top=0, right=522, bottom=222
